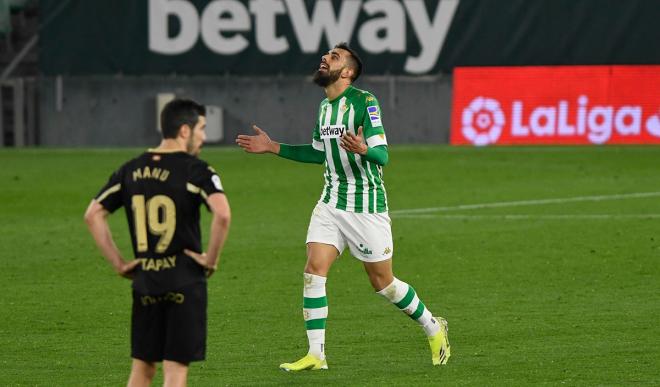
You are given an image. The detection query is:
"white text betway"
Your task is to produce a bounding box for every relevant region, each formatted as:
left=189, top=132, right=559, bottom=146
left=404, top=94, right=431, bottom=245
left=509, top=96, right=660, bottom=144
left=320, top=124, right=346, bottom=139
left=148, top=0, right=459, bottom=74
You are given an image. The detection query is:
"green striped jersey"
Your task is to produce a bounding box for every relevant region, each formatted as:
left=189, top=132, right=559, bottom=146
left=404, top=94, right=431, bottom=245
left=313, top=85, right=388, bottom=213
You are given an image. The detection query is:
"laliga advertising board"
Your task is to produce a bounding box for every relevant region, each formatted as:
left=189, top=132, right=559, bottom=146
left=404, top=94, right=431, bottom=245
left=451, top=65, right=660, bottom=146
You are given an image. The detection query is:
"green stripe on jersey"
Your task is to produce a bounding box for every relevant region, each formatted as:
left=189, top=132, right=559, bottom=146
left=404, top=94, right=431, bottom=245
left=361, top=157, right=376, bottom=212
left=329, top=139, right=348, bottom=211
left=328, top=102, right=348, bottom=211
left=370, top=163, right=387, bottom=212
left=322, top=164, right=332, bottom=203
left=347, top=152, right=364, bottom=212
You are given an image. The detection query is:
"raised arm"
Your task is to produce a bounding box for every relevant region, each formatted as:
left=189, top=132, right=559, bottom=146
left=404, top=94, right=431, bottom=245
left=236, top=125, right=325, bottom=164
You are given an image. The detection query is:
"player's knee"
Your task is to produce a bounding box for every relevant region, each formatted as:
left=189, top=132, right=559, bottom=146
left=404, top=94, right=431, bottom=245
left=163, top=361, right=188, bottom=387
left=304, top=262, right=325, bottom=276
left=304, top=257, right=333, bottom=276
left=131, top=360, right=156, bottom=380
left=144, top=365, right=156, bottom=380
left=163, top=360, right=188, bottom=375
left=368, top=274, right=392, bottom=292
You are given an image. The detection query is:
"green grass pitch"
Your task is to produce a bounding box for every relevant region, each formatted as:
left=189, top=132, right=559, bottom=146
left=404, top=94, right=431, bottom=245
left=1, top=146, right=659, bottom=386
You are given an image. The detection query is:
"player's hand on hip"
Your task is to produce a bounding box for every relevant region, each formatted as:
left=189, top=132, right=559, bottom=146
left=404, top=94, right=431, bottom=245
left=340, top=126, right=367, bottom=155
left=184, top=249, right=218, bottom=278
left=236, top=125, right=277, bottom=154
left=117, top=259, right=140, bottom=280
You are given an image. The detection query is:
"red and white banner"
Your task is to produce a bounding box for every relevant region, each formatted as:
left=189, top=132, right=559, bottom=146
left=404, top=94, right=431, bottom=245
left=451, top=65, right=660, bottom=146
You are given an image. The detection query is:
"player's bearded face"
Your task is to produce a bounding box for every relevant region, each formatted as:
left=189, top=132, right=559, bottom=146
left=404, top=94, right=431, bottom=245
left=186, top=134, right=198, bottom=156
left=313, top=67, right=342, bottom=87
left=186, top=117, right=206, bottom=156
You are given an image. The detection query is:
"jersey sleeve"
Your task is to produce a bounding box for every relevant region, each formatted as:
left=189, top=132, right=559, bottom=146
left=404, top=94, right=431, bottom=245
left=312, top=103, right=325, bottom=152
left=187, top=160, right=225, bottom=208
left=361, top=94, right=388, bottom=148
left=94, top=167, right=124, bottom=213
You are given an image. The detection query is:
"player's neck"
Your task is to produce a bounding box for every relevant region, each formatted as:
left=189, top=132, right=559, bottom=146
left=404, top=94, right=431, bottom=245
left=154, top=139, right=187, bottom=153
left=325, top=81, right=351, bottom=101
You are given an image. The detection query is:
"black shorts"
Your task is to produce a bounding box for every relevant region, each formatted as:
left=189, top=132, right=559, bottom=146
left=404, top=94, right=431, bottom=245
left=131, top=282, right=207, bottom=364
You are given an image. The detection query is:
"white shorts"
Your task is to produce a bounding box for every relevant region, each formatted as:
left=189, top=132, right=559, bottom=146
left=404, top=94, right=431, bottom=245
left=306, top=202, right=394, bottom=262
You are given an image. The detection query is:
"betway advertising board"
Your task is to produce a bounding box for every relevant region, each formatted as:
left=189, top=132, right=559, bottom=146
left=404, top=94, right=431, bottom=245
left=39, top=0, right=458, bottom=75
left=451, top=66, right=660, bottom=146
left=39, top=0, right=660, bottom=76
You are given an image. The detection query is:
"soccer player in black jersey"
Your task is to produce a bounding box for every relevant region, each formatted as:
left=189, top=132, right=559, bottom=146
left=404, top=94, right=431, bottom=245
left=84, top=99, right=231, bottom=387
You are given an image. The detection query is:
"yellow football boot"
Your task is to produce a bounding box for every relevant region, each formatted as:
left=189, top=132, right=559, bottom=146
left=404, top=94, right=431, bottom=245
left=428, top=317, right=451, bottom=365
left=279, top=354, right=328, bottom=372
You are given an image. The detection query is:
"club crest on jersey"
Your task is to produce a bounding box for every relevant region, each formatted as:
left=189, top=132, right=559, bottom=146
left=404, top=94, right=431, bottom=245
left=320, top=124, right=347, bottom=139
left=367, top=106, right=382, bottom=127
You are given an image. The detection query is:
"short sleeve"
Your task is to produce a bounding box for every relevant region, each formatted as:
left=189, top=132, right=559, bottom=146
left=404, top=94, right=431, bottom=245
left=95, top=168, right=124, bottom=213
left=362, top=95, right=388, bottom=148
left=187, top=160, right=224, bottom=207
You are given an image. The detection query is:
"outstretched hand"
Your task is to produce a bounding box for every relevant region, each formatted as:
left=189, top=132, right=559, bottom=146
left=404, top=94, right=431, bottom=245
left=340, top=126, right=367, bottom=155
left=184, top=249, right=218, bottom=278
left=236, top=125, right=278, bottom=154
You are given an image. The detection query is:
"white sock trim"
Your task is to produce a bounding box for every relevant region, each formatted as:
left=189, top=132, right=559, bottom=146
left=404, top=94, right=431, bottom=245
left=377, top=277, right=408, bottom=303
left=307, top=330, right=326, bottom=359
left=306, top=329, right=325, bottom=344
left=423, top=316, right=441, bottom=337
left=304, top=273, right=327, bottom=298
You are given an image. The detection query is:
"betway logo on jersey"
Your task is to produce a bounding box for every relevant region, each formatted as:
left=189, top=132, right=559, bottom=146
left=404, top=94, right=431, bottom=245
left=451, top=65, right=660, bottom=146
left=148, top=0, right=460, bottom=74
left=320, top=124, right=347, bottom=139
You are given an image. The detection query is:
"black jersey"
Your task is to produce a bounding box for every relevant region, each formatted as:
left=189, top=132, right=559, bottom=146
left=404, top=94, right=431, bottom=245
left=95, top=150, right=224, bottom=294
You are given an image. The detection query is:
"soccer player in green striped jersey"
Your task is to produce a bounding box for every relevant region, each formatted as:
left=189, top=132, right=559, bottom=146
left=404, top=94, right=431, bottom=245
left=237, top=42, right=450, bottom=371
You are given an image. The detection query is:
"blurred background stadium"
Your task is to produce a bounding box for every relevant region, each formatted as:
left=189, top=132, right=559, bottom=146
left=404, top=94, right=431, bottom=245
left=2, top=0, right=657, bottom=148
left=1, top=1, right=660, bottom=385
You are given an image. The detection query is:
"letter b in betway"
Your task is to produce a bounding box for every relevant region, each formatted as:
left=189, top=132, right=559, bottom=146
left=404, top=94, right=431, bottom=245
left=149, top=0, right=250, bottom=55
left=149, top=0, right=199, bottom=54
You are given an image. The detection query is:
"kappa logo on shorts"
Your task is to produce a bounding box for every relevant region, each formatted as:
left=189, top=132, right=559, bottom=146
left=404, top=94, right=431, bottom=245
left=383, top=247, right=391, bottom=255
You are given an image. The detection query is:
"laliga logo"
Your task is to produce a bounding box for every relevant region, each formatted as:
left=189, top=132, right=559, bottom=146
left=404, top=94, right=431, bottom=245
left=461, top=95, right=660, bottom=145
left=461, top=97, right=505, bottom=146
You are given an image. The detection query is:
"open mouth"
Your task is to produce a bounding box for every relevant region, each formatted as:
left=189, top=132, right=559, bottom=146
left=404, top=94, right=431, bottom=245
left=319, top=62, right=329, bottom=71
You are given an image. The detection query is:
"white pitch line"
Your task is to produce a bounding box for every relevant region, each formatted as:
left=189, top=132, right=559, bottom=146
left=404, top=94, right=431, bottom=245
left=393, top=214, right=660, bottom=220
left=390, top=192, right=660, bottom=215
